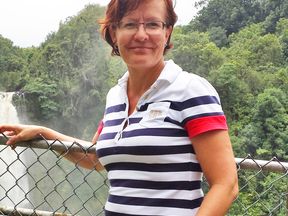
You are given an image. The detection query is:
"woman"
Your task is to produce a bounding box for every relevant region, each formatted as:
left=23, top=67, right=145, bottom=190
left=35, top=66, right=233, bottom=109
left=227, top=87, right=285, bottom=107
left=0, top=0, right=238, bottom=215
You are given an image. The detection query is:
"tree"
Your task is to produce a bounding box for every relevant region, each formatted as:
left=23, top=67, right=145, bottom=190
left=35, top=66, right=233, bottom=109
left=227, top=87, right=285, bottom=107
left=190, top=0, right=264, bottom=36
left=209, top=62, right=250, bottom=123
left=170, top=29, right=224, bottom=77
left=239, top=88, right=288, bottom=160
left=276, top=18, right=288, bottom=61
left=207, top=26, right=229, bottom=47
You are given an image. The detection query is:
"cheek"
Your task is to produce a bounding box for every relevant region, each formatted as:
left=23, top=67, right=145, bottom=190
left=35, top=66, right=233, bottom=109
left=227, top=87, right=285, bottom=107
left=116, top=35, right=130, bottom=47
left=154, top=37, right=167, bottom=52
left=152, top=34, right=166, bottom=45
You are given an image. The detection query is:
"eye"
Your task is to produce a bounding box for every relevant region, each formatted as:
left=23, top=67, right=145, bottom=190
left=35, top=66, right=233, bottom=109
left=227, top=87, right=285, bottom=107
left=121, top=22, right=137, bottom=29
left=146, top=21, right=162, bottom=29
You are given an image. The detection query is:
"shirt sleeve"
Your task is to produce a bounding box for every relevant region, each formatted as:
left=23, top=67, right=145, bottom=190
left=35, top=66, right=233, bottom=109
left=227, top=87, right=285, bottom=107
left=180, top=75, right=228, bottom=139
left=185, top=115, right=228, bottom=138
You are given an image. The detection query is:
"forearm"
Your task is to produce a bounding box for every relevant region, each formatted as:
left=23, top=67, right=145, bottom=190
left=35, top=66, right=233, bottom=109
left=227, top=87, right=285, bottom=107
left=1, top=124, right=103, bottom=170
left=63, top=152, right=104, bottom=170
left=196, top=183, right=238, bottom=216
left=38, top=126, right=90, bottom=145
left=39, top=126, right=103, bottom=170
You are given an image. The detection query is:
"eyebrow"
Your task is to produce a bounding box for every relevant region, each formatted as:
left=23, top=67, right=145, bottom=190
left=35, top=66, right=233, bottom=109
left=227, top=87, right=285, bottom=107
left=121, top=16, right=163, bottom=22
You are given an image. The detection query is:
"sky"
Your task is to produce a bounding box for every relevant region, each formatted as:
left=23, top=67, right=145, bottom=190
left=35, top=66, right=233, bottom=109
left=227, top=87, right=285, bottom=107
left=0, top=0, right=198, bottom=48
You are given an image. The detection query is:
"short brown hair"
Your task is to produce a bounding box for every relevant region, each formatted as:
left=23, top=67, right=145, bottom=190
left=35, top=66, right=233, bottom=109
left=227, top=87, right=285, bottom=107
left=100, top=0, right=178, bottom=56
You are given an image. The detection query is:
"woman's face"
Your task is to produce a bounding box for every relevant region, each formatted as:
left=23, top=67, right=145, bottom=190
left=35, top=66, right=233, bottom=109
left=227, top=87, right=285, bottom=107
left=111, top=0, right=172, bottom=71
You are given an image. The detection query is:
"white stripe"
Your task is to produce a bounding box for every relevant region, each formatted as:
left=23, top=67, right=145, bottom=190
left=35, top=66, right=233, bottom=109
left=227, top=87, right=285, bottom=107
left=182, top=104, right=223, bottom=117
left=97, top=137, right=192, bottom=148
left=119, top=136, right=191, bottom=146
left=108, top=170, right=203, bottom=182
left=100, top=153, right=198, bottom=165
left=110, top=187, right=204, bottom=201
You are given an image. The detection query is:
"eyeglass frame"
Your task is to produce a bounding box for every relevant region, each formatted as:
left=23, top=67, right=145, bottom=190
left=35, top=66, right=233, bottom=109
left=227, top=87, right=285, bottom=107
left=115, top=20, right=168, bottom=35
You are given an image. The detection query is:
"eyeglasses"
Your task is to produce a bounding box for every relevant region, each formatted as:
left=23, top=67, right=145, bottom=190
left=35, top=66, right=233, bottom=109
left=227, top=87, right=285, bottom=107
left=117, top=20, right=167, bottom=35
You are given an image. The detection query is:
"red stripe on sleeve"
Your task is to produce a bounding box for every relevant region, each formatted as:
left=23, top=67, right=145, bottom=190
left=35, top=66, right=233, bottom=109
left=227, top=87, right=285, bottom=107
left=97, top=120, right=104, bottom=135
left=185, top=115, right=228, bottom=139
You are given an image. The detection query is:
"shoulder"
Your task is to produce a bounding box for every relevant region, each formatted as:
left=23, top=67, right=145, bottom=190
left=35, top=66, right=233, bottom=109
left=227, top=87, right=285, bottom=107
left=173, top=70, right=220, bottom=101
left=106, top=84, right=121, bottom=99
left=106, top=71, right=128, bottom=102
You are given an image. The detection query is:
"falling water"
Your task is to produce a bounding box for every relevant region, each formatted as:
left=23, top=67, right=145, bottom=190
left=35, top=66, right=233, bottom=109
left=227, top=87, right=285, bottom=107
left=0, top=92, right=20, bottom=124
left=0, top=92, right=30, bottom=208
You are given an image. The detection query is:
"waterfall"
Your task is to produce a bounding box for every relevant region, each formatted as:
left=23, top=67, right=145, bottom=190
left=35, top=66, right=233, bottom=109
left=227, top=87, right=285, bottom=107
left=0, top=92, right=20, bottom=124
left=0, top=92, right=30, bottom=208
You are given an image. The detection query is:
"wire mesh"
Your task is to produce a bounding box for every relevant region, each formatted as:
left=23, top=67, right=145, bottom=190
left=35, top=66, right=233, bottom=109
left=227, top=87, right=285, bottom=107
left=0, top=134, right=287, bottom=216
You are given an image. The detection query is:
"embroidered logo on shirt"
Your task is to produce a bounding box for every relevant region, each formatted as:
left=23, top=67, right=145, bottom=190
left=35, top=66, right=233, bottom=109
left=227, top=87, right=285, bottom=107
left=148, top=109, right=163, bottom=119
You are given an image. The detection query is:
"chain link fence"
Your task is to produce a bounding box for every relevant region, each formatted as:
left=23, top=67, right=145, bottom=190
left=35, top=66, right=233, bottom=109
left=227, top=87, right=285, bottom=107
left=0, top=134, right=287, bottom=216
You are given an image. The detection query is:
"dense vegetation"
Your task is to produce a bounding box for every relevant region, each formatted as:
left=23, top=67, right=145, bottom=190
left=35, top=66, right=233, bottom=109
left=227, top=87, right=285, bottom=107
left=1, top=0, right=287, bottom=215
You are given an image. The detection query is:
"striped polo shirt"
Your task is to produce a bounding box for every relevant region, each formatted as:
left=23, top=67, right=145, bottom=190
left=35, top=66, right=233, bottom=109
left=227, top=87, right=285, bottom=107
left=96, top=60, right=228, bottom=216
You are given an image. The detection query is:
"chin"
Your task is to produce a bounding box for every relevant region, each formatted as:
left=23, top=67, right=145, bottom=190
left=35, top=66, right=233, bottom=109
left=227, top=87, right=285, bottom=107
left=126, top=56, right=153, bottom=66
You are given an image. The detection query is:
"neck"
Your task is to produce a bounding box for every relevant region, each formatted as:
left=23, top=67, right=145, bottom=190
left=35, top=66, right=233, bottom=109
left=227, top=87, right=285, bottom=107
left=125, top=60, right=165, bottom=116
left=127, top=60, right=165, bottom=97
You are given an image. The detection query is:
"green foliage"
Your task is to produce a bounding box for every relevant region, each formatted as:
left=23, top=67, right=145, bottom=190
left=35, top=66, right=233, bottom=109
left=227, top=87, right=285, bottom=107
left=191, top=0, right=288, bottom=37
left=237, top=88, right=288, bottom=160
left=0, top=35, right=28, bottom=91
left=23, top=78, right=62, bottom=122
left=208, top=62, right=250, bottom=122
left=170, top=30, right=224, bottom=77
left=190, top=0, right=264, bottom=35
left=207, top=26, right=228, bottom=47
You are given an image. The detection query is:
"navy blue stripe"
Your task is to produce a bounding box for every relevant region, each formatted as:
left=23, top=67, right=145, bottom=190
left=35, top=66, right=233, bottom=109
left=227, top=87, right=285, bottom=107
left=110, top=179, right=202, bottom=190
left=164, top=117, right=183, bottom=127
left=105, top=162, right=202, bottom=172
left=105, top=210, right=162, bottom=216
left=104, top=118, right=142, bottom=127
left=182, top=112, right=224, bottom=125
left=96, top=144, right=194, bottom=158
left=137, top=103, right=150, bottom=112
left=105, top=103, right=126, bottom=114
left=128, top=117, right=142, bottom=124
left=170, top=96, right=220, bottom=111
left=104, top=118, right=125, bottom=127
left=137, top=96, right=219, bottom=112
left=122, top=128, right=188, bottom=138
left=108, top=194, right=203, bottom=209
left=105, top=210, right=143, bottom=216
left=98, top=132, right=117, bottom=141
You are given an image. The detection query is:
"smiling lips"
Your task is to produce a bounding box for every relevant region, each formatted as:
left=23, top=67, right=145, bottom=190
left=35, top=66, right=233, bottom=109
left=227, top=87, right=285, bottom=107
left=128, top=46, right=153, bottom=53
left=129, top=46, right=153, bottom=49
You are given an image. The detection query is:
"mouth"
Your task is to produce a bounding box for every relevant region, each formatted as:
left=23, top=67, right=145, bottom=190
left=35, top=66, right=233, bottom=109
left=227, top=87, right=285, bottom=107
left=128, top=46, right=153, bottom=54
left=129, top=46, right=152, bottom=50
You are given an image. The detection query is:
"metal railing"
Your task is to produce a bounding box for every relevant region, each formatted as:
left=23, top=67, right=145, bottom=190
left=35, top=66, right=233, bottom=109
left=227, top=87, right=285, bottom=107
left=0, top=135, right=287, bottom=216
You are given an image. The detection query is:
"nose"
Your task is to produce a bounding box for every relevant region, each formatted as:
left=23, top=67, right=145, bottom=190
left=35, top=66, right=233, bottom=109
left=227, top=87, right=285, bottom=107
left=133, top=24, right=149, bottom=41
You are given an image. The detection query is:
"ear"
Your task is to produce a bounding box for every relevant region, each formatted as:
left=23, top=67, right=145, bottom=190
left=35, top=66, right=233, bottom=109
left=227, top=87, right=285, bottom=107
left=165, top=26, right=173, bottom=42
left=109, top=26, right=117, bottom=44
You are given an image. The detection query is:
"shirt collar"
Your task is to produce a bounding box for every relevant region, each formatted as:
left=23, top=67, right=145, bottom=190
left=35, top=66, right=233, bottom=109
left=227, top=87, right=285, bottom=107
left=157, top=59, right=182, bottom=84
left=117, top=71, right=129, bottom=88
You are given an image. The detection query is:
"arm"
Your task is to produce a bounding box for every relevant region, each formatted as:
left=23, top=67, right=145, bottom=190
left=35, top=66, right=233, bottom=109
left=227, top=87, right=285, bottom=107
left=0, top=124, right=103, bottom=170
left=191, top=130, right=239, bottom=216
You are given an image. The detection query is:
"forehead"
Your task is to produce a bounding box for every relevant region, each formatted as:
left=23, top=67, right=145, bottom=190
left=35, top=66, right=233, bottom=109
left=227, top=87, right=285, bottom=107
left=122, top=0, right=167, bottom=20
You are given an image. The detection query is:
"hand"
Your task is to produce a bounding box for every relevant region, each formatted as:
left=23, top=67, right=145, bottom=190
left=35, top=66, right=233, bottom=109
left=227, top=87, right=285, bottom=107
left=0, top=124, right=43, bottom=146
